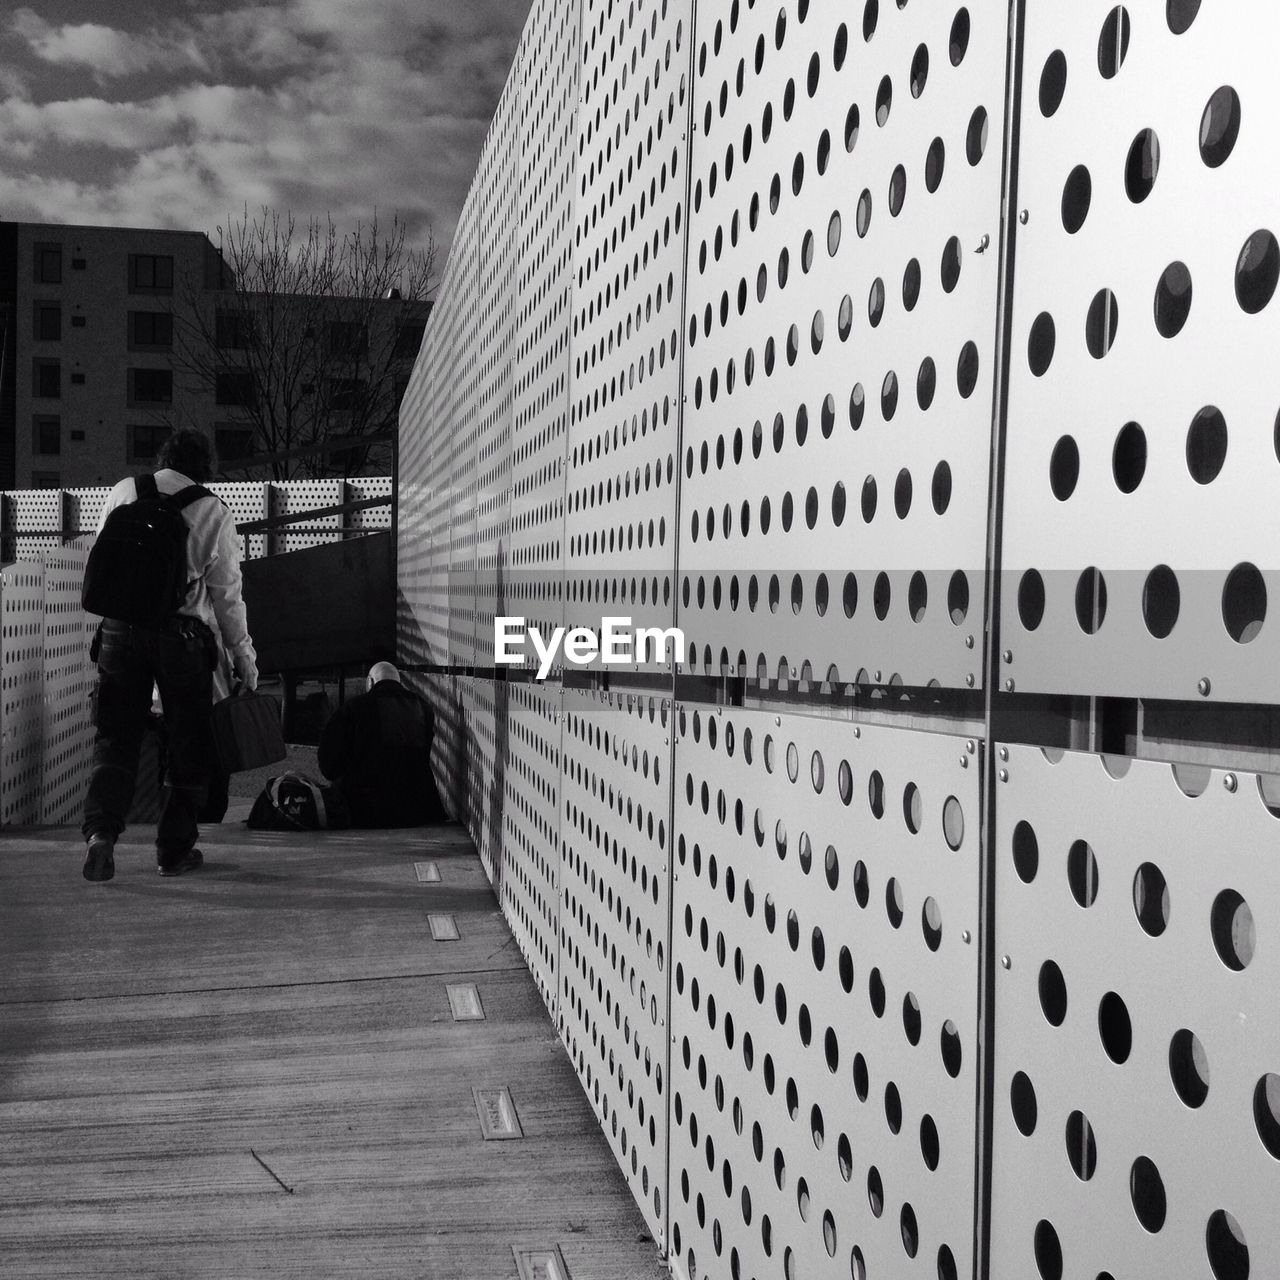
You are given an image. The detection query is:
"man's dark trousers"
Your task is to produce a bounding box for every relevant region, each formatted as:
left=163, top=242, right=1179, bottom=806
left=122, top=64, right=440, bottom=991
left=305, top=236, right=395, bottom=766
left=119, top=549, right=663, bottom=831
left=81, top=619, right=215, bottom=858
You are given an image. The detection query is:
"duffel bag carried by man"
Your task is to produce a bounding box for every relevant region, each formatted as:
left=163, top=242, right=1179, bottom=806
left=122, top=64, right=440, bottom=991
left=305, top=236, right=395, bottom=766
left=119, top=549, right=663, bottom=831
left=210, top=688, right=287, bottom=773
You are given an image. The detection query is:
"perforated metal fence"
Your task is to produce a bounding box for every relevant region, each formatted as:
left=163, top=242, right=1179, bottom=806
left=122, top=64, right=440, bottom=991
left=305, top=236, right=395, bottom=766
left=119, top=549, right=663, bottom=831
left=398, top=1, right=1279, bottom=1275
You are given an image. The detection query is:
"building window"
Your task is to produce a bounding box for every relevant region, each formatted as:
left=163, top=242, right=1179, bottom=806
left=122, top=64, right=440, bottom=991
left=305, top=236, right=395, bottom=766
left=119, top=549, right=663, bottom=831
left=70, top=372, right=86, bottom=385
left=393, top=321, right=425, bottom=359
left=128, top=367, right=173, bottom=405
left=327, top=377, right=367, bottom=412
left=34, top=302, right=62, bottom=341
left=71, top=314, right=86, bottom=328
left=215, top=425, right=256, bottom=462
left=34, top=243, right=62, bottom=284
left=129, top=310, right=174, bottom=349
left=31, top=470, right=62, bottom=488
left=128, top=253, right=175, bottom=294
left=128, top=424, right=172, bottom=462
left=327, top=321, right=367, bottom=356
left=215, top=368, right=257, bottom=407
left=215, top=310, right=254, bottom=349
left=32, top=415, right=61, bottom=456
left=70, top=429, right=85, bottom=442
left=33, top=358, right=61, bottom=399
left=71, top=257, right=87, bottom=270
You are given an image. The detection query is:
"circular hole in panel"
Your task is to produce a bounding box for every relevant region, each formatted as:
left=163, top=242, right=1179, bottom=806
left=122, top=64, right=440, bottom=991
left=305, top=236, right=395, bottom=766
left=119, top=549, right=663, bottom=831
left=1028, top=312, right=1056, bottom=375
left=1017, top=569, right=1046, bottom=631
left=1012, top=820, right=1039, bottom=882
left=1113, top=421, right=1147, bottom=492
left=1034, top=1220, right=1063, bottom=1280
left=895, top=469, right=913, bottom=519
left=1169, top=1029, right=1210, bottom=1108
left=1038, top=960, right=1067, bottom=1027
left=883, top=370, right=900, bottom=418
left=1130, top=1156, right=1168, bottom=1233
left=845, top=103, right=861, bottom=151
left=1061, top=165, right=1092, bottom=234
left=1223, top=563, right=1267, bottom=643
left=1254, top=1074, right=1280, bottom=1158
left=843, top=573, right=858, bottom=618
left=1167, top=0, right=1202, bottom=33
left=903, top=783, right=922, bottom=834
left=938, top=1245, right=959, bottom=1280
left=838, top=1132, right=853, bottom=1180
left=948, top=569, right=969, bottom=623
left=1236, top=230, right=1280, bottom=313
left=905, top=261, right=923, bottom=313
left=1098, top=991, right=1133, bottom=1063
left=853, top=1052, right=869, bottom=1101
left=925, top=137, right=945, bottom=193
left=1086, top=288, right=1119, bottom=359
left=889, top=165, right=906, bottom=216
left=1155, top=261, right=1193, bottom=337
left=861, top=476, right=878, bottom=523
left=966, top=106, right=988, bottom=165
left=950, top=9, right=970, bottom=65
left=957, top=341, right=980, bottom=397
left=876, top=76, right=892, bottom=126
left=940, top=1020, right=962, bottom=1078
left=868, top=772, right=884, bottom=820
left=920, top=1113, right=940, bottom=1169
left=1187, top=406, right=1228, bottom=483
left=901, top=1202, right=918, bottom=1257
left=932, top=459, right=952, bottom=512
left=840, top=946, right=856, bottom=991
left=1097, top=6, right=1131, bottom=79
left=838, top=294, right=854, bottom=339
left=1133, top=862, right=1171, bottom=934
left=1211, top=889, right=1255, bottom=969
left=868, top=277, right=885, bottom=326
left=1200, top=86, right=1241, bottom=169
left=922, top=897, right=942, bottom=951
left=942, top=796, right=964, bottom=849
left=1050, top=435, right=1080, bottom=500
left=1039, top=50, right=1067, bottom=117
left=1075, top=567, right=1108, bottom=634
left=886, top=878, right=905, bottom=928
left=1068, top=839, right=1099, bottom=907
left=1125, top=129, right=1161, bottom=203
left=867, top=1166, right=884, bottom=1217
left=910, top=44, right=929, bottom=98
left=1011, top=1070, right=1038, bottom=1136
left=1206, top=1210, right=1250, bottom=1280
left=828, top=210, right=842, bottom=257
left=1143, top=565, right=1180, bottom=638
left=941, top=236, right=962, bottom=292
left=863, top=0, right=879, bottom=41
left=857, top=188, right=873, bottom=237
left=869, top=967, right=886, bottom=1017
left=1065, top=1110, right=1097, bottom=1181
left=885, top=1079, right=903, bottom=1131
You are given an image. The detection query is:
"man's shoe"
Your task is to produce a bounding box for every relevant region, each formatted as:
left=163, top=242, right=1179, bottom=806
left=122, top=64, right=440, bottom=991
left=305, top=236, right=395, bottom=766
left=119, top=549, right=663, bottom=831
left=83, top=836, right=115, bottom=883
left=157, top=848, right=204, bottom=877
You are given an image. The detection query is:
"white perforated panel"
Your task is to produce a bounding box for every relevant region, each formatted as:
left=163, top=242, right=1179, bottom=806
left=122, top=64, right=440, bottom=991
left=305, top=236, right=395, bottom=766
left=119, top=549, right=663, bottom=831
left=562, top=0, right=694, bottom=670
left=678, top=0, right=1003, bottom=689
left=5, top=490, right=61, bottom=560
left=39, top=550, right=94, bottom=825
left=669, top=708, right=981, bottom=1280
left=503, top=680, right=562, bottom=1014
left=991, top=744, right=1280, bottom=1280
left=208, top=481, right=271, bottom=560
left=559, top=688, right=674, bottom=1244
left=271, top=479, right=343, bottom=555
left=1001, top=1, right=1280, bottom=703
left=1, top=561, right=46, bottom=825
left=347, top=476, right=393, bottom=532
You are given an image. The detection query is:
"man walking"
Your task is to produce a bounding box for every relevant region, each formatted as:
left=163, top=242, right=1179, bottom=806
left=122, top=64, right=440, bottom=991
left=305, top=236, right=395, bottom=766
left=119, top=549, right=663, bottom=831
left=81, top=428, right=258, bottom=881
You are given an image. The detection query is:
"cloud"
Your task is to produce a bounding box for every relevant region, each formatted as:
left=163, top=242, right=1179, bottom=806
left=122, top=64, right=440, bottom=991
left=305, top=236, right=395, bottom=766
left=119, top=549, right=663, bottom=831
left=10, top=7, right=209, bottom=80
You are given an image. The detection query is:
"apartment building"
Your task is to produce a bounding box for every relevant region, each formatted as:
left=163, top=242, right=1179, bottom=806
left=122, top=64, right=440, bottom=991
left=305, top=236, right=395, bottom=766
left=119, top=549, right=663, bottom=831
left=0, top=220, right=429, bottom=488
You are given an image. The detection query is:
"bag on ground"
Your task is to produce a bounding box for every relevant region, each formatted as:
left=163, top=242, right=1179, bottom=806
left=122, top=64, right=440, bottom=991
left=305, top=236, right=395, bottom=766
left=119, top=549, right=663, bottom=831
left=246, top=772, right=349, bottom=830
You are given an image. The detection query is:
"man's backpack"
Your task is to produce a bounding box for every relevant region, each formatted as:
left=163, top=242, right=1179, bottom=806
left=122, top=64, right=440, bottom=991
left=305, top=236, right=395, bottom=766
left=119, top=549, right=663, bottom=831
left=81, top=473, right=214, bottom=628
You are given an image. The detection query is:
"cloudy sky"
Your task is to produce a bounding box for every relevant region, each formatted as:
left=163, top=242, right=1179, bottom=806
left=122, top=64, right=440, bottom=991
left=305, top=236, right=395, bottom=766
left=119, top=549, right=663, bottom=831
left=0, top=0, right=534, bottom=271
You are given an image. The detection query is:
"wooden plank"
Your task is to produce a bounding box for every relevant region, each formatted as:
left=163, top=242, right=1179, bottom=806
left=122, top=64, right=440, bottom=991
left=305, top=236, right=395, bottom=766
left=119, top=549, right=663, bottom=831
left=0, top=822, right=664, bottom=1280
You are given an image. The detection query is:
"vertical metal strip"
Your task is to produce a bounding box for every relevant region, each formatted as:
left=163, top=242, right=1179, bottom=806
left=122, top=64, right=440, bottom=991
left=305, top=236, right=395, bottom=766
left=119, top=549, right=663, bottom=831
left=977, top=2, right=1027, bottom=1278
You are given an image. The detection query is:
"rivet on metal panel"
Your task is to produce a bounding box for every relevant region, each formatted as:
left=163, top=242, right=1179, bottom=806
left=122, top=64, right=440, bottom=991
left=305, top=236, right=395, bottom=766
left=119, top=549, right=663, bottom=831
left=1018, top=209, right=1030, bottom=225
left=961, top=930, right=972, bottom=944
left=1001, top=955, right=1011, bottom=969
left=1005, top=678, right=1016, bottom=692
left=965, top=635, right=975, bottom=649
left=959, top=757, right=969, bottom=769
left=774, top=716, right=781, bottom=727
left=967, top=740, right=976, bottom=754
left=966, top=674, right=975, bottom=688
left=1002, top=650, right=1013, bottom=663
left=873, top=670, right=882, bottom=683
left=999, top=747, right=1009, bottom=762
left=790, top=667, right=797, bottom=678
left=999, top=769, right=1009, bottom=783
left=853, top=727, right=861, bottom=739
left=1198, top=678, right=1212, bottom=697
left=975, top=233, right=991, bottom=253
left=1224, top=773, right=1238, bottom=793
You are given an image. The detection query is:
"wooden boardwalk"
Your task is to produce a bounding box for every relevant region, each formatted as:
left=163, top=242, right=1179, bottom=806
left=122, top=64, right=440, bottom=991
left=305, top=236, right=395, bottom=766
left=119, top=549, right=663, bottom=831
left=0, top=816, right=668, bottom=1280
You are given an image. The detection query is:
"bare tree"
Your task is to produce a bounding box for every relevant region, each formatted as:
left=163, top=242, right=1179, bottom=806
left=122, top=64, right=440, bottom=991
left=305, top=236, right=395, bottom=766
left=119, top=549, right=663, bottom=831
left=172, top=207, right=435, bottom=480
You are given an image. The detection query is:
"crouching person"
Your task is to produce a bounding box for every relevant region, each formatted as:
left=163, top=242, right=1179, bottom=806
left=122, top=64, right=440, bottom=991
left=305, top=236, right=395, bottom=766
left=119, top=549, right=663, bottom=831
left=81, top=428, right=258, bottom=881
left=317, top=663, right=445, bottom=828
